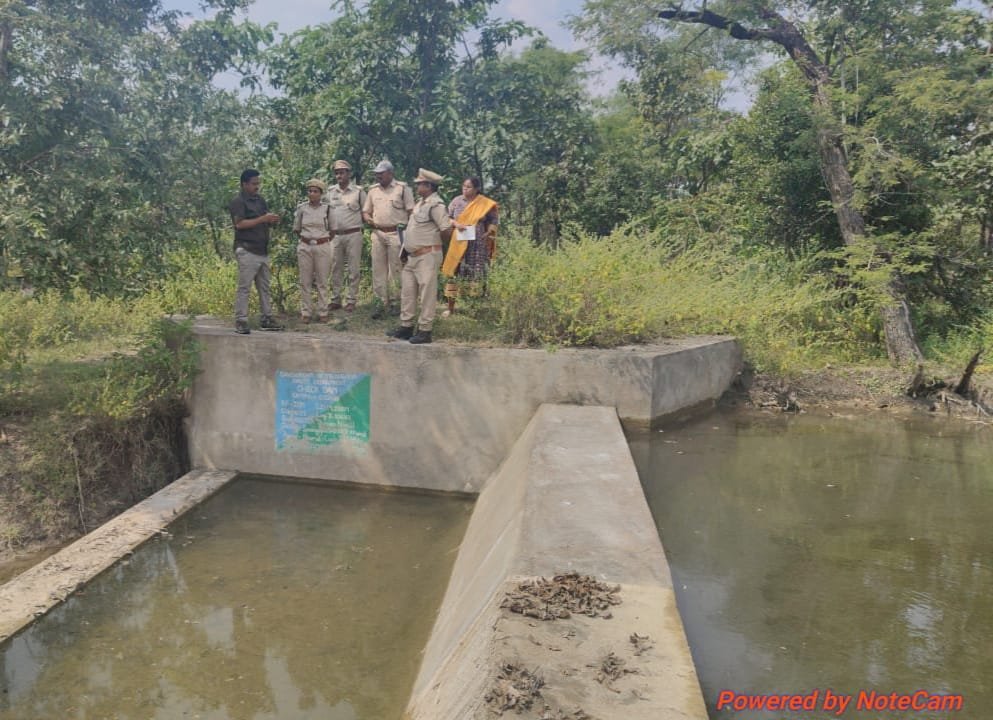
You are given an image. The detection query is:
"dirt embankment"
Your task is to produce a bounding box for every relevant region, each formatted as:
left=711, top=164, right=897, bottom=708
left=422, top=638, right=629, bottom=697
left=723, top=363, right=993, bottom=424
left=0, top=407, right=188, bottom=574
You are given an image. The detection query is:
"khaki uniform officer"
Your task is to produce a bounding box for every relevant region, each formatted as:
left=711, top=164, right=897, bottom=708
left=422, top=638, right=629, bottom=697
left=293, top=178, right=333, bottom=322
left=325, top=160, right=366, bottom=313
left=387, top=169, right=451, bottom=345
left=362, top=159, right=414, bottom=319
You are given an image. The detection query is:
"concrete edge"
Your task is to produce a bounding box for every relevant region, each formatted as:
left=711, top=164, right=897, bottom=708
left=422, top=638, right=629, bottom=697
left=0, top=468, right=237, bottom=644
left=405, top=404, right=707, bottom=720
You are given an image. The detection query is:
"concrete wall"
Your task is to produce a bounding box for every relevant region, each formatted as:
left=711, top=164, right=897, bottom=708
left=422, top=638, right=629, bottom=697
left=0, top=469, right=236, bottom=644
left=405, top=404, right=708, bottom=719
left=187, top=321, right=740, bottom=492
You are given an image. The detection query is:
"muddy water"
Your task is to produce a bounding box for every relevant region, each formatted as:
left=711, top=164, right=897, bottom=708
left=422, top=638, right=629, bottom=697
left=0, top=476, right=472, bottom=720
left=629, top=410, right=993, bottom=719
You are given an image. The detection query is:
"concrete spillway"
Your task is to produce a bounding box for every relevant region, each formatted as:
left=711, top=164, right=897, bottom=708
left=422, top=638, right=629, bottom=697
left=1, top=324, right=741, bottom=718
left=185, top=321, right=741, bottom=492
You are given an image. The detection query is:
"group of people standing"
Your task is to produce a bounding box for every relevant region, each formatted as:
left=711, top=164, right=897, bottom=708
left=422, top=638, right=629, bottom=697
left=228, top=161, right=498, bottom=345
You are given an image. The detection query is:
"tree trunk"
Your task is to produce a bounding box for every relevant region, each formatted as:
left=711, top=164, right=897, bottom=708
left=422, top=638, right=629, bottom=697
left=0, top=19, right=11, bottom=84
left=811, top=79, right=922, bottom=363
left=880, top=294, right=923, bottom=363
left=659, top=4, right=924, bottom=363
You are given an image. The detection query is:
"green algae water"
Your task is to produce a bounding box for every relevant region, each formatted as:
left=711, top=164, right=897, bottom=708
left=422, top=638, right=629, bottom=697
left=0, top=476, right=472, bottom=720
left=629, top=409, right=993, bottom=720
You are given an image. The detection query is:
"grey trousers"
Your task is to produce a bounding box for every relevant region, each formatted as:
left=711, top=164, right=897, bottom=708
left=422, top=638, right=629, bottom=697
left=234, top=247, right=273, bottom=322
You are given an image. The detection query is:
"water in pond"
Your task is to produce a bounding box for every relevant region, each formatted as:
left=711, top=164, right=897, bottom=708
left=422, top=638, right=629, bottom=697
left=0, top=476, right=472, bottom=720
left=629, top=409, right=993, bottom=719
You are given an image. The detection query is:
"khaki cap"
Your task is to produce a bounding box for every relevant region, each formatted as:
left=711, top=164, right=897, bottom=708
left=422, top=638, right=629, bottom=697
left=304, top=178, right=326, bottom=192
left=332, top=160, right=351, bottom=171
left=414, top=168, right=443, bottom=184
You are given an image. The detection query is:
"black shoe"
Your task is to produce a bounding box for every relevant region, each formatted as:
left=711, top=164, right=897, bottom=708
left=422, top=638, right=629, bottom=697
left=371, top=306, right=385, bottom=320
left=260, top=315, right=284, bottom=331
left=387, top=326, right=414, bottom=340
left=234, top=320, right=251, bottom=335
left=409, top=330, right=432, bottom=344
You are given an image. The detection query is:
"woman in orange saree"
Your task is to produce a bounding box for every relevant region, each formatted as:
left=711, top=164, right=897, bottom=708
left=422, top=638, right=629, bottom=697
left=440, top=176, right=498, bottom=317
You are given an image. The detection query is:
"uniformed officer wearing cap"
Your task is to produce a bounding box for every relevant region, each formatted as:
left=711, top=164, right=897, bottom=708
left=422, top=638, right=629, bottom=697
left=386, top=169, right=451, bottom=344
left=293, top=177, right=333, bottom=322
left=325, top=160, right=366, bottom=313
left=362, top=159, right=414, bottom=319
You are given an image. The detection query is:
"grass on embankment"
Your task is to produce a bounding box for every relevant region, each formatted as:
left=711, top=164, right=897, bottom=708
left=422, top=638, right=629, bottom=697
left=0, top=290, right=198, bottom=554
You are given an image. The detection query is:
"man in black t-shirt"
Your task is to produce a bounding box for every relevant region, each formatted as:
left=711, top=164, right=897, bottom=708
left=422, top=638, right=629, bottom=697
left=228, top=169, right=284, bottom=334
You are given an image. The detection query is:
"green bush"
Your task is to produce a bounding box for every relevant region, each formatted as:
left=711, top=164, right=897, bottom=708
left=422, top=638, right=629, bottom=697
left=138, top=246, right=237, bottom=317
left=89, top=318, right=202, bottom=420
left=0, top=288, right=148, bottom=350
left=487, top=227, right=881, bottom=372
left=489, top=227, right=666, bottom=347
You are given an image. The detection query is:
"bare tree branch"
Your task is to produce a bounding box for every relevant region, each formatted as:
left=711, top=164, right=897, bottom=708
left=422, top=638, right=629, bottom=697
left=659, top=6, right=826, bottom=83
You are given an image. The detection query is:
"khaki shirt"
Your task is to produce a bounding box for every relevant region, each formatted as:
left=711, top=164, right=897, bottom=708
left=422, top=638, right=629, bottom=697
left=404, top=193, right=451, bottom=249
left=326, top=183, right=366, bottom=233
left=363, top=180, right=414, bottom=228
left=293, top=201, right=331, bottom=242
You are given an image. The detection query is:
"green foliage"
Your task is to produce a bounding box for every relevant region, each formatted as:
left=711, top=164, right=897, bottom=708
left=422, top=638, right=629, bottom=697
left=90, top=318, right=201, bottom=419
left=490, top=229, right=665, bottom=346
left=454, top=40, right=597, bottom=242
left=488, top=227, right=878, bottom=370
left=139, top=246, right=238, bottom=317
left=265, top=0, right=523, bottom=188
left=0, top=0, right=271, bottom=294
left=727, top=66, right=841, bottom=254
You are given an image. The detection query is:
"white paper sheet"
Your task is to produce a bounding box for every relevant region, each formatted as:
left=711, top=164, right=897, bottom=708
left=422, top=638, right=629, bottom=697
left=456, top=225, right=476, bottom=242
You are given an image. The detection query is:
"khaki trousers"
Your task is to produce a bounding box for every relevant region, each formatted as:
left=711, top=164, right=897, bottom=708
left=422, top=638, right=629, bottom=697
left=330, top=230, right=363, bottom=304
left=234, top=247, right=272, bottom=322
left=371, top=229, right=401, bottom=306
left=297, top=241, right=332, bottom=317
left=400, top=249, right=442, bottom=331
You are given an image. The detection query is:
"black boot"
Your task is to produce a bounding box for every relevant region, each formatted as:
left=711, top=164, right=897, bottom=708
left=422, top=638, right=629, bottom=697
left=260, top=315, right=284, bottom=331
left=386, top=326, right=414, bottom=340
left=409, top=330, right=432, bottom=344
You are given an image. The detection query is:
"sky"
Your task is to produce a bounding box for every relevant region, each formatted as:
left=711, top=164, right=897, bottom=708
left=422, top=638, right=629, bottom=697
left=162, top=0, right=632, bottom=96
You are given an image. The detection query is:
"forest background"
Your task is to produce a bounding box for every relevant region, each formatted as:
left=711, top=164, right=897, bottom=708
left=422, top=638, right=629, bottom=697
left=2, top=0, right=993, bottom=552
